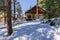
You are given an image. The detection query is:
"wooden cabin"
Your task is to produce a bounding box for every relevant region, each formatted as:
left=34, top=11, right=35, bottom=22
left=0, top=11, right=19, bottom=23
left=25, top=5, right=48, bottom=21
left=0, top=14, right=13, bottom=23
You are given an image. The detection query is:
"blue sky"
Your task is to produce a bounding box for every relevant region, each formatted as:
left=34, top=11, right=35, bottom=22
left=17, top=0, right=36, bottom=14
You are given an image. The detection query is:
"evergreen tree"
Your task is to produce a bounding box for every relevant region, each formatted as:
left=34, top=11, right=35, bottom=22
left=16, top=2, right=22, bottom=18
left=39, top=0, right=60, bottom=19
left=6, top=0, right=13, bottom=36
left=14, top=0, right=16, bottom=19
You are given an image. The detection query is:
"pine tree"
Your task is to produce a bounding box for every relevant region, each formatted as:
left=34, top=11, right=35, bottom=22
left=6, top=0, right=13, bottom=36
left=14, top=0, right=16, bottom=20
left=39, top=0, right=60, bottom=19
left=16, top=2, right=22, bottom=18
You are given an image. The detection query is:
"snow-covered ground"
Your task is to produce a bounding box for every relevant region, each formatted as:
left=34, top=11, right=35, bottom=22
left=0, top=19, right=27, bottom=29
left=0, top=20, right=60, bottom=40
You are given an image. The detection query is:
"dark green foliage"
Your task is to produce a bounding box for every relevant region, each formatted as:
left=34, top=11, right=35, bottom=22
left=0, top=0, right=5, bottom=11
left=39, top=0, right=60, bottom=19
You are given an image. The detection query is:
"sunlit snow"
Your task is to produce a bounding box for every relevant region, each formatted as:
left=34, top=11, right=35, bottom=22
left=0, top=19, right=60, bottom=40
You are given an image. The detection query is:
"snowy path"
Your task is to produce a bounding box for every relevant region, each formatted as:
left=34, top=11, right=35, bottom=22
left=0, top=21, right=60, bottom=40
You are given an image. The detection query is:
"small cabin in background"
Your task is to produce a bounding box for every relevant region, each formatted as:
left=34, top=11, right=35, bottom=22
left=0, top=13, right=13, bottom=23
left=25, top=5, right=48, bottom=21
left=0, top=11, right=19, bottom=23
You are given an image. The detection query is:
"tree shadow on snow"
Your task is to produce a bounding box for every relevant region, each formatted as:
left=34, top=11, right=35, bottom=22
left=9, top=24, right=55, bottom=40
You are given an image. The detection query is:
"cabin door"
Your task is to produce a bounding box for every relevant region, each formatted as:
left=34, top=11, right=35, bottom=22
left=27, top=15, right=31, bottom=19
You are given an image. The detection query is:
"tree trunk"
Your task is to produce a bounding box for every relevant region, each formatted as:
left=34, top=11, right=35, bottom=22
left=6, top=0, right=13, bottom=36
left=14, top=0, right=16, bottom=22
left=36, top=0, right=38, bottom=19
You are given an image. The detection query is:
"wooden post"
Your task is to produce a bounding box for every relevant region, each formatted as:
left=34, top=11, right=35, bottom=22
left=6, top=0, right=13, bottom=36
